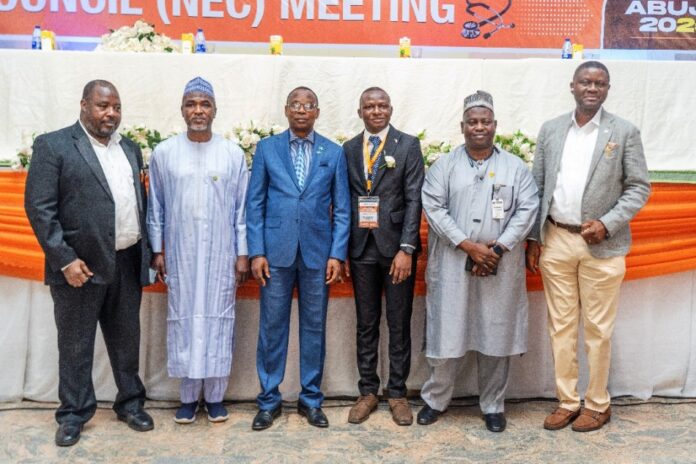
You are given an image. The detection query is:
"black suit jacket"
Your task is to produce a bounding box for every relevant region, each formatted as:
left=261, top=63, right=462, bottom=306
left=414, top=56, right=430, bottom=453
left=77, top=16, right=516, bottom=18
left=24, top=121, right=151, bottom=286
left=343, top=125, right=425, bottom=259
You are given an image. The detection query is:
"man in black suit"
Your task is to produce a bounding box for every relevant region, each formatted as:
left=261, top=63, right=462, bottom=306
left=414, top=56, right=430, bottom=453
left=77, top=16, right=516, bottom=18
left=25, top=80, right=154, bottom=446
left=344, top=87, right=425, bottom=426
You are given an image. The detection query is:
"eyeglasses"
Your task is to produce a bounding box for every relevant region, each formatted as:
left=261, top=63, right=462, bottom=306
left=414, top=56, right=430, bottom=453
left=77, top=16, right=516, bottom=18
left=287, top=102, right=318, bottom=112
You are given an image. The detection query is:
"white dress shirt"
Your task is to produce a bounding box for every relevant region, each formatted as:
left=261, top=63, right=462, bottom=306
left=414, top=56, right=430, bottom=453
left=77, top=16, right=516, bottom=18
left=80, top=121, right=141, bottom=250
left=549, top=108, right=602, bottom=225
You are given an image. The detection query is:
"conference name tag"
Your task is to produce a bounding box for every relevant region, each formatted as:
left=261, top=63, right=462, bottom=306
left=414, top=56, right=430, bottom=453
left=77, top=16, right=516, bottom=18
left=358, top=196, right=379, bottom=228
left=492, top=198, right=505, bottom=219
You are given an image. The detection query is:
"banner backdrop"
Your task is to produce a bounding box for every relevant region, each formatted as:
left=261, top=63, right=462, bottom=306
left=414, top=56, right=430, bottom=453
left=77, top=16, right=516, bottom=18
left=1, top=1, right=695, bottom=50
left=0, top=0, right=603, bottom=48
left=603, top=0, right=696, bottom=50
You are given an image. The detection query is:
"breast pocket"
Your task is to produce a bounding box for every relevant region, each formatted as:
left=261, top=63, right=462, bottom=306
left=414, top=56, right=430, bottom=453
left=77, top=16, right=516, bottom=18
left=496, top=185, right=515, bottom=212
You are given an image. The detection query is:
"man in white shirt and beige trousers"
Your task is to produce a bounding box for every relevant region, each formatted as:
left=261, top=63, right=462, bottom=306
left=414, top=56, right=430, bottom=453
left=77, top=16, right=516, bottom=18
left=526, top=61, right=650, bottom=432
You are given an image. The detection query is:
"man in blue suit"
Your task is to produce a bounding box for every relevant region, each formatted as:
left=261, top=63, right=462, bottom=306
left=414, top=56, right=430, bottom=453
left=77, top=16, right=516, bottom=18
left=246, top=87, right=350, bottom=430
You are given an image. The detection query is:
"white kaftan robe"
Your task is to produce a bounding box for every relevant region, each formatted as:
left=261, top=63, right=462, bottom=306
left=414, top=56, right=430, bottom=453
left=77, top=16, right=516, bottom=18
left=422, top=145, right=539, bottom=358
left=147, top=133, right=248, bottom=378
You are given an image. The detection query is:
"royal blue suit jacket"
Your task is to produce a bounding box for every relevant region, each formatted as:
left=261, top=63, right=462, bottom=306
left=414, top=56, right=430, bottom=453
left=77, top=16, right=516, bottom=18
left=246, top=130, right=350, bottom=269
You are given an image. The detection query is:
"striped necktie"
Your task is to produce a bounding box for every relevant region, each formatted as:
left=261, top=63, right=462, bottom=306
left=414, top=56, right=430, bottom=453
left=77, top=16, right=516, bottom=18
left=292, top=139, right=307, bottom=188
left=368, top=135, right=382, bottom=184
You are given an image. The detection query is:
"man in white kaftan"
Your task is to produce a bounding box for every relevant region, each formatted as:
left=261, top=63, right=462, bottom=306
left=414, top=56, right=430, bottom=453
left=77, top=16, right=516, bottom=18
left=418, top=91, right=539, bottom=432
left=147, top=77, right=249, bottom=423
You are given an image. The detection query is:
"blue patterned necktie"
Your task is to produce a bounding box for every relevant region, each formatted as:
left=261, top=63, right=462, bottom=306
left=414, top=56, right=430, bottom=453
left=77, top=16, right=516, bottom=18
left=292, top=139, right=307, bottom=188
left=368, top=135, right=382, bottom=184
left=369, top=135, right=381, bottom=157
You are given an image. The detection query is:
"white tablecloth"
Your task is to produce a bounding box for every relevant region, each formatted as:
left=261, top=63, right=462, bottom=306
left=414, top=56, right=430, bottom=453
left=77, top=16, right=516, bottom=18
left=1, top=50, right=695, bottom=171
left=1, top=271, right=695, bottom=403
left=2, top=50, right=695, bottom=403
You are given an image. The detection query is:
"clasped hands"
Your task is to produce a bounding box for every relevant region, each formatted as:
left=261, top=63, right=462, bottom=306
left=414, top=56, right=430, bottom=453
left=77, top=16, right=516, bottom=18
left=459, top=240, right=504, bottom=277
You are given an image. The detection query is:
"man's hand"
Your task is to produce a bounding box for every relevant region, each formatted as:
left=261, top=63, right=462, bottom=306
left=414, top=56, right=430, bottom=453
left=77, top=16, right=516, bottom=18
left=325, top=258, right=343, bottom=285
left=525, top=240, right=541, bottom=274
left=389, top=251, right=412, bottom=285
left=458, top=240, right=500, bottom=272
left=581, top=219, right=608, bottom=245
left=151, top=253, right=167, bottom=283
left=236, top=255, right=250, bottom=284
left=63, top=258, right=94, bottom=288
left=251, top=256, right=270, bottom=287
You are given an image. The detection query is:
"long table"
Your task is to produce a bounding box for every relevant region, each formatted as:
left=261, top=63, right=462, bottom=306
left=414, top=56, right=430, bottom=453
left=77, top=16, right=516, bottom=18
left=1, top=51, right=695, bottom=403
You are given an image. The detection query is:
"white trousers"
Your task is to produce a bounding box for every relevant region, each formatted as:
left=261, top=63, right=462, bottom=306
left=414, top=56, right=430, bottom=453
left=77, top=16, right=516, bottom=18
left=180, top=377, right=229, bottom=403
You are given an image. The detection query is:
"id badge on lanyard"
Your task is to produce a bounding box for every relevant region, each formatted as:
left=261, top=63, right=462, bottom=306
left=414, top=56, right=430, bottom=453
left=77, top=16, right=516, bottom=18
left=491, top=184, right=505, bottom=220
left=358, top=196, right=379, bottom=228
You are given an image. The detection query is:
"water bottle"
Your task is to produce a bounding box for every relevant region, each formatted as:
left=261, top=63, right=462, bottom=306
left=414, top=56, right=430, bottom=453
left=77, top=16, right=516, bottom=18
left=561, top=38, right=572, bottom=59
left=195, top=29, right=206, bottom=53
left=31, top=25, right=42, bottom=50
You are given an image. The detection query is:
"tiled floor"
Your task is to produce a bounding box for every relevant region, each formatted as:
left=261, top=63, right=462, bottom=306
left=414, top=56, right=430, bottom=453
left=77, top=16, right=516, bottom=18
left=2, top=398, right=695, bottom=463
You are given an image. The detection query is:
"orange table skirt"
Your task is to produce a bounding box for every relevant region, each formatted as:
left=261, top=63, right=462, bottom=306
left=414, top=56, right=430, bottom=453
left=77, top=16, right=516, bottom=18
left=2, top=171, right=695, bottom=298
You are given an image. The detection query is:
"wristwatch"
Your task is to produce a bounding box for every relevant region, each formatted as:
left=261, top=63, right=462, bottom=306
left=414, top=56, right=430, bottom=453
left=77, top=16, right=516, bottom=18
left=492, top=244, right=505, bottom=257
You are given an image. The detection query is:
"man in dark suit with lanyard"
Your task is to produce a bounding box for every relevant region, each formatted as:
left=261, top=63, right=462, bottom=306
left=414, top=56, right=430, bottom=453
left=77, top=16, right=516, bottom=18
left=343, top=87, right=425, bottom=425
left=25, top=80, right=153, bottom=446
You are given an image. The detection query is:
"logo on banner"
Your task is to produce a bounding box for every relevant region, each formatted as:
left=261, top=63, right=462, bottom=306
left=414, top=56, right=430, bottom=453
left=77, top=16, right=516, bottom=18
left=461, top=0, right=516, bottom=39
left=603, top=0, right=696, bottom=50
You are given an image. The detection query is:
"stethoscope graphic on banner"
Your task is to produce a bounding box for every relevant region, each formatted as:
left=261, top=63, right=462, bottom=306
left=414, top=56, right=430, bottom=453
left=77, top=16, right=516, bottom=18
left=461, top=0, right=515, bottom=40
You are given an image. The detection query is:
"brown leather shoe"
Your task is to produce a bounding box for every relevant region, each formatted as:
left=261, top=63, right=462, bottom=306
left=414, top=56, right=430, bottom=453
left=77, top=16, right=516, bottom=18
left=571, top=407, right=611, bottom=432
left=348, top=394, right=379, bottom=424
left=388, top=397, right=413, bottom=426
left=543, top=407, right=581, bottom=430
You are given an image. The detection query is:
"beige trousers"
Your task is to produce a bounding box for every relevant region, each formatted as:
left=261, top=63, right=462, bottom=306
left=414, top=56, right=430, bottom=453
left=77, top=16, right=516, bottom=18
left=540, top=222, right=626, bottom=412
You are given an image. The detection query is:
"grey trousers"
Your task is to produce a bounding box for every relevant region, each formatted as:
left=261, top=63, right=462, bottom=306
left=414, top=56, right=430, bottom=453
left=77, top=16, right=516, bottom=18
left=421, top=352, right=510, bottom=414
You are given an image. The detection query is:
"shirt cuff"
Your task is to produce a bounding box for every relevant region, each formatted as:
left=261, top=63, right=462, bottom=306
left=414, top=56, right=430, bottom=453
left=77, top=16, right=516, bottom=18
left=61, top=258, right=79, bottom=272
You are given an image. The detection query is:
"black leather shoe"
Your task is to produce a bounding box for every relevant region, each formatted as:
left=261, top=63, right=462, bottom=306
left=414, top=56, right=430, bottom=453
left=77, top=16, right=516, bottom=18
left=297, top=402, right=329, bottom=428
left=117, top=409, right=154, bottom=432
left=252, top=405, right=282, bottom=431
left=417, top=404, right=443, bottom=425
left=484, top=413, right=507, bottom=432
left=55, top=422, right=82, bottom=447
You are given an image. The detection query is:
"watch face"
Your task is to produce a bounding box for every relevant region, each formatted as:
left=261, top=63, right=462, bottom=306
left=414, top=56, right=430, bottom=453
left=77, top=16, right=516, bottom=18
left=492, top=245, right=504, bottom=256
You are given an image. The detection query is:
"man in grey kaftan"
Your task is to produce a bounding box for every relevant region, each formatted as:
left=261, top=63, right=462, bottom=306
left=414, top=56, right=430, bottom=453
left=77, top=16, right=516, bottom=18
left=418, top=91, right=538, bottom=432
left=147, top=77, right=249, bottom=423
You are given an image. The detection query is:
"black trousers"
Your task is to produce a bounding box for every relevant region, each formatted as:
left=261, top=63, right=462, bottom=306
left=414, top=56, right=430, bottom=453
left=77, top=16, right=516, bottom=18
left=50, top=243, right=146, bottom=425
left=350, top=235, right=417, bottom=398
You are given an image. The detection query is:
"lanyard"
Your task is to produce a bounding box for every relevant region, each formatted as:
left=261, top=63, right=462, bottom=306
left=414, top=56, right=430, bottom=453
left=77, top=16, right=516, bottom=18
left=363, top=137, right=387, bottom=193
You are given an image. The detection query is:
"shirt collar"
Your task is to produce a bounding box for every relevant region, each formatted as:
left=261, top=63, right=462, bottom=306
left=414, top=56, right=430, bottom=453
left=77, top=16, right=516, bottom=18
left=289, top=130, right=315, bottom=145
left=571, top=107, right=602, bottom=129
left=363, top=125, right=390, bottom=144
left=79, top=119, right=122, bottom=148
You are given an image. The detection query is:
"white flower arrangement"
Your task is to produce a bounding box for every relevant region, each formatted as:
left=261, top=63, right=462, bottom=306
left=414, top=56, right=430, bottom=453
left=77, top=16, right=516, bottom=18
left=225, top=121, right=284, bottom=168
left=120, top=124, right=177, bottom=167
left=417, top=130, right=453, bottom=168
left=97, top=20, right=177, bottom=53
left=10, top=131, right=40, bottom=171
left=494, top=130, right=536, bottom=168
left=4, top=126, right=537, bottom=172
